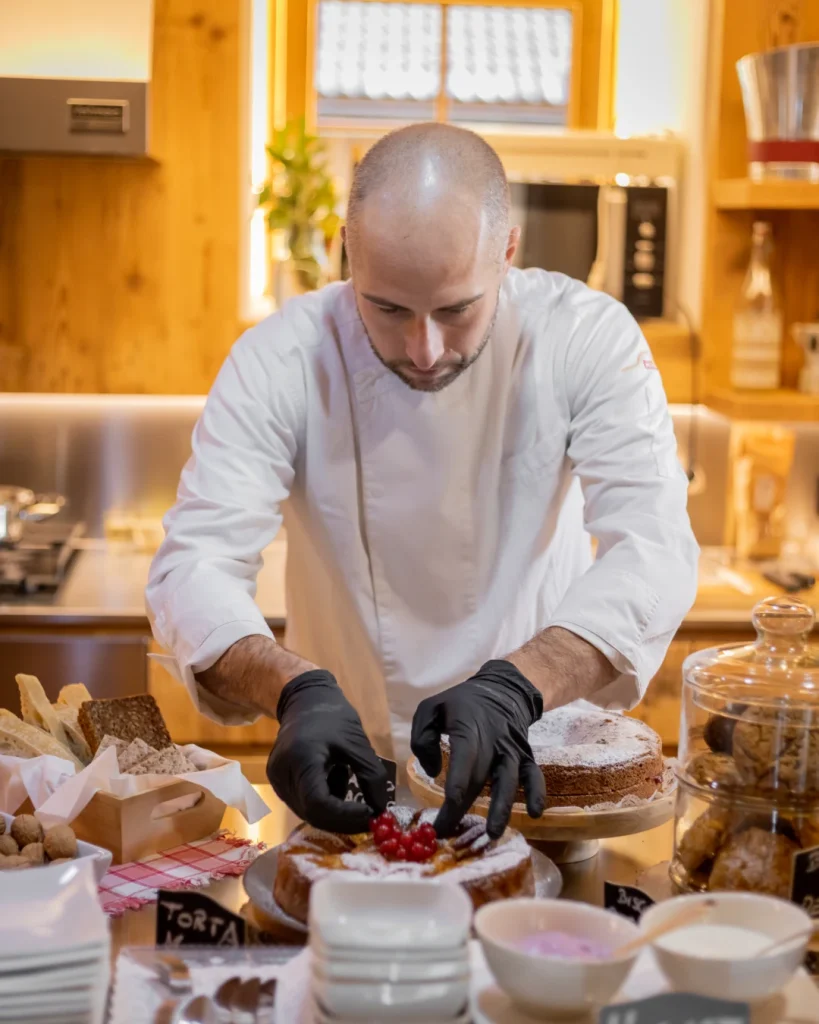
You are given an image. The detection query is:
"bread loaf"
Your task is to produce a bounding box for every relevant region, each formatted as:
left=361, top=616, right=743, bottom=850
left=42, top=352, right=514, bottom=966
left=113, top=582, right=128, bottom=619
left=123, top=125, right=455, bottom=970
left=0, top=710, right=83, bottom=768
left=78, top=694, right=172, bottom=754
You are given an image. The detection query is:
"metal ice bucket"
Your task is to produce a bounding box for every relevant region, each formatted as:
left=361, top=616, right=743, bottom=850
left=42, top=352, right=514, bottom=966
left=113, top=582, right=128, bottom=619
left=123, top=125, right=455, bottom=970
left=737, top=42, right=819, bottom=180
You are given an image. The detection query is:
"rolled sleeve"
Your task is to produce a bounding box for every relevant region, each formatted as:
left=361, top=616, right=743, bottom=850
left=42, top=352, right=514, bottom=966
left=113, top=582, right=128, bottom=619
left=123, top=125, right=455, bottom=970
left=547, top=296, right=699, bottom=708
left=146, top=320, right=303, bottom=725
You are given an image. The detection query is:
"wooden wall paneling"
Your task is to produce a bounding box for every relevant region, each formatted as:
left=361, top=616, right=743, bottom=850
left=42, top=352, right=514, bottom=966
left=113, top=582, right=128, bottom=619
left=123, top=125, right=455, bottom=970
left=0, top=0, right=243, bottom=395
left=0, top=159, right=23, bottom=391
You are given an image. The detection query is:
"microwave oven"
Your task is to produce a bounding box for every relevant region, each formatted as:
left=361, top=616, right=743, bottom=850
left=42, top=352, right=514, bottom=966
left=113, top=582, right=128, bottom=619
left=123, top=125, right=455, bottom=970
left=510, top=179, right=672, bottom=319
left=330, top=131, right=681, bottom=321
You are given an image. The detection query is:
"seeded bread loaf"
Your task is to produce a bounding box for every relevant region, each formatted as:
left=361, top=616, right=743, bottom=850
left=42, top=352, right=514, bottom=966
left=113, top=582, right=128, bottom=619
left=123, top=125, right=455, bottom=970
left=78, top=694, right=172, bottom=754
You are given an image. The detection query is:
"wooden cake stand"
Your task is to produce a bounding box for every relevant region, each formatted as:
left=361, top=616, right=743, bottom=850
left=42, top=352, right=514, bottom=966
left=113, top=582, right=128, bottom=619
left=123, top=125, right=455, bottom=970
left=407, top=757, right=677, bottom=863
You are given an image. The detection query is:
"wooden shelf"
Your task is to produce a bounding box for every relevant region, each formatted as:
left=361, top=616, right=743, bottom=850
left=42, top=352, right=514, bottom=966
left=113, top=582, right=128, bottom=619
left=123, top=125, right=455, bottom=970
left=714, top=178, right=819, bottom=210
left=704, top=387, right=819, bottom=421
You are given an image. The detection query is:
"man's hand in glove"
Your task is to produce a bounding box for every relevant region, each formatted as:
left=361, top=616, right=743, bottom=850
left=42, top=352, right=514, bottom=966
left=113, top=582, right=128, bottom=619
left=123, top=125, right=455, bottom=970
left=410, top=660, right=546, bottom=840
left=267, top=669, right=389, bottom=833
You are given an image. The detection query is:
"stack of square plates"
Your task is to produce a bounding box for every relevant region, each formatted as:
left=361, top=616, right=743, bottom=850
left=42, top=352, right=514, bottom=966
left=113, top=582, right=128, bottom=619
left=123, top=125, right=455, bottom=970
left=0, top=859, right=110, bottom=1023
left=308, top=876, right=472, bottom=1023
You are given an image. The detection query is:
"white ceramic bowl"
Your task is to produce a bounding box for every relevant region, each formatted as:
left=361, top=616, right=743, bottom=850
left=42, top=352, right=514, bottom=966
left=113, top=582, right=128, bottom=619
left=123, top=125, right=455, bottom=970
left=309, top=875, right=472, bottom=951
left=640, top=892, right=812, bottom=1003
left=474, top=898, right=640, bottom=1019
left=312, top=972, right=469, bottom=1021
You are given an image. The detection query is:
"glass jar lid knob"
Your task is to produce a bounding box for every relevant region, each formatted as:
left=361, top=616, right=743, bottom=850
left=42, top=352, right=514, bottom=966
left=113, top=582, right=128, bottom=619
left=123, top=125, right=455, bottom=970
left=752, top=595, right=815, bottom=656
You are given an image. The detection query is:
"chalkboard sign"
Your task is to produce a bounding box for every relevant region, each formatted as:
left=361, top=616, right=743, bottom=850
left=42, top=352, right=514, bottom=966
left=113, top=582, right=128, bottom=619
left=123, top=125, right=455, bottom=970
left=604, top=881, right=655, bottom=922
left=598, top=992, right=749, bottom=1024
left=346, top=756, right=397, bottom=807
left=156, top=889, right=247, bottom=947
left=791, top=844, right=819, bottom=919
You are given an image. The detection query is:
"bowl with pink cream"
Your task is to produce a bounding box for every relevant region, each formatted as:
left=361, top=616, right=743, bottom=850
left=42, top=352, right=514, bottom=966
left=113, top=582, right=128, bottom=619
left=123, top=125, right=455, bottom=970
left=474, top=898, right=640, bottom=1019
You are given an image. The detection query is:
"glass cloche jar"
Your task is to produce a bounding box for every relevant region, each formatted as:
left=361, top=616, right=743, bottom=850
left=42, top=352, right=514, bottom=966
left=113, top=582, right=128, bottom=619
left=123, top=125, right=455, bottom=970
left=671, top=595, right=819, bottom=898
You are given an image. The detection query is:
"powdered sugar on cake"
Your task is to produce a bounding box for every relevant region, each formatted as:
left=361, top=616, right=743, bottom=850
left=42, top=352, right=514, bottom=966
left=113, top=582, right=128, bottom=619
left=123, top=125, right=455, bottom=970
left=443, top=706, right=658, bottom=769
left=282, top=810, right=530, bottom=885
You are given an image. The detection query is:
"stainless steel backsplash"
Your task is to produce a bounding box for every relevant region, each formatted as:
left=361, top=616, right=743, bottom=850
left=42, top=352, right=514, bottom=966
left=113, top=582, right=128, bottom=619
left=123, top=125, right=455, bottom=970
left=0, top=395, right=816, bottom=547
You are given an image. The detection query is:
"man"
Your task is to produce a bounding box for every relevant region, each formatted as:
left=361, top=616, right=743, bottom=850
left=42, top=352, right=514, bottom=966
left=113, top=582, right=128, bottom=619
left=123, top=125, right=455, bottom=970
left=146, top=123, right=698, bottom=841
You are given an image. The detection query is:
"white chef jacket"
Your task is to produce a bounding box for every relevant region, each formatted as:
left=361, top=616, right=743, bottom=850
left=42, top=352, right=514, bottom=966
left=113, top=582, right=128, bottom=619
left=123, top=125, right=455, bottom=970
left=146, top=269, right=699, bottom=764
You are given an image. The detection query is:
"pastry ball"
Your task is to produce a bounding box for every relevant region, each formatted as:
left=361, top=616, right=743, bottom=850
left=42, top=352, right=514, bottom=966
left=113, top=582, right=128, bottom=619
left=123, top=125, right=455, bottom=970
left=795, top=815, right=819, bottom=850
left=48, top=857, right=73, bottom=865
left=686, top=752, right=743, bottom=790
left=677, top=807, right=733, bottom=873
left=704, top=707, right=745, bottom=754
left=709, top=826, right=798, bottom=898
left=0, top=855, right=31, bottom=870
left=0, top=817, right=5, bottom=836
left=0, top=835, right=19, bottom=857
left=20, top=842, right=45, bottom=865
left=43, top=824, right=78, bottom=861
left=11, top=814, right=44, bottom=848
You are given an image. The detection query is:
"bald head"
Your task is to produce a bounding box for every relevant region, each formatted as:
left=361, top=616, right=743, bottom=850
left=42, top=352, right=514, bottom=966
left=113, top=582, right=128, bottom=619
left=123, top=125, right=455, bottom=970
left=344, top=123, right=518, bottom=394
left=345, top=123, right=510, bottom=265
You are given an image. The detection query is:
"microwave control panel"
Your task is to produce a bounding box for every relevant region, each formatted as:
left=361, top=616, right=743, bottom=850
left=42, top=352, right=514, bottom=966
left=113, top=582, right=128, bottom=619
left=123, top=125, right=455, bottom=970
left=622, top=187, right=667, bottom=319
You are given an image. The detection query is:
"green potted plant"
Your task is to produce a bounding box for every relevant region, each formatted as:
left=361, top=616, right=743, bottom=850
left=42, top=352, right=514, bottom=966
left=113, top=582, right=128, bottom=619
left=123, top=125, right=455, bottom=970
left=257, top=118, right=341, bottom=296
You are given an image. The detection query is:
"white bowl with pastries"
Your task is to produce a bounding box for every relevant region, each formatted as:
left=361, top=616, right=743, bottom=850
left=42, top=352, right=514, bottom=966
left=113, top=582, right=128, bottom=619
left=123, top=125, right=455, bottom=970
left=0, top=811, right=112, bottom=882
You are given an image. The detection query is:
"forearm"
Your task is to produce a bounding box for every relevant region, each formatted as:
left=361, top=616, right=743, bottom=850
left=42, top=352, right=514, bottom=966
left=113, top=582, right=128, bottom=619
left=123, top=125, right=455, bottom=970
left=506, top=626, right=617, bottom=711
left=195, top=635, right=316, bottom=718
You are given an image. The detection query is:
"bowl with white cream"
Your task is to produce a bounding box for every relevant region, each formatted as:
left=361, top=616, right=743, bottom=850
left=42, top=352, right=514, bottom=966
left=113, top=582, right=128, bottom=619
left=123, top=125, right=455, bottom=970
left=640, top=892, right=813, bottom=1003
left=474, top=898, right=640, bottom=1018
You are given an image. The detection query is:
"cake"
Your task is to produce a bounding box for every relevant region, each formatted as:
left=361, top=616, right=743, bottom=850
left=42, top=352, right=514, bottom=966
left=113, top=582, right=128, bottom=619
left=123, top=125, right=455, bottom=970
left=437, top=706, right=665, bottom=808
left=274, top=807, right=534, bottom=923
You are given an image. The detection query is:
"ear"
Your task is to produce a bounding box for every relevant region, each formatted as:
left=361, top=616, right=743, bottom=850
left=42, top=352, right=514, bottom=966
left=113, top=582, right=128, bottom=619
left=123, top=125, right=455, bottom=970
left=504, top=225, right=521, bottom=271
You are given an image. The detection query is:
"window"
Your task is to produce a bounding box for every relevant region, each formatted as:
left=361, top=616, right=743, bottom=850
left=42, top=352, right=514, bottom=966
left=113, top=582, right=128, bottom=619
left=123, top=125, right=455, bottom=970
left=315, top=1, right=577, bottom=128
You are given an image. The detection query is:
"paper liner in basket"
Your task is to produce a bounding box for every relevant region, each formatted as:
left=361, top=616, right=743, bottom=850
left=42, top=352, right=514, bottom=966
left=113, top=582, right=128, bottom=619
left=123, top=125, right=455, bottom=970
left=1, top=745, right=270, bottom=827
left=0, top=752, right=78, bottom=813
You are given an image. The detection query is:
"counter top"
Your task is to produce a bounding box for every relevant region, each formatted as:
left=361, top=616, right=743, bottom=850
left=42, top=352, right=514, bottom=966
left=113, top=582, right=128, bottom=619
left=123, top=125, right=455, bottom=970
left=0, top=539, right=815, bottom=632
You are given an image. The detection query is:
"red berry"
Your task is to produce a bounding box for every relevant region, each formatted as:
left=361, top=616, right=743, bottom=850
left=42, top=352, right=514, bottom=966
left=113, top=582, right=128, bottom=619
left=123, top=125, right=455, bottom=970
left=373, top=823, right=395, bottom=845
left=379, top=837, right=399, bottom=859
left=398, top=834, right=414, bottom=858
left=409, top=841, right=430, bottom=862
left=376, top=811, right=397, bottom=828
left=417, top=823, right=437, bottom=844
left=422, top=842, right=438, bottom=859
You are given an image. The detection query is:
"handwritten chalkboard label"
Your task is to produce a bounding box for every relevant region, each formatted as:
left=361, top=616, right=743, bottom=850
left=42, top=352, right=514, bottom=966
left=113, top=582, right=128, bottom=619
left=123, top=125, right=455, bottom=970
left=346, top=756, right=397, bottom=807
left=156, top=889, right=246, bottom=947
left=598, top=992, right=749, bottom=1024
left=604, top=881, right=655, bottom=922
left=791, top=843, right=819, bottom=918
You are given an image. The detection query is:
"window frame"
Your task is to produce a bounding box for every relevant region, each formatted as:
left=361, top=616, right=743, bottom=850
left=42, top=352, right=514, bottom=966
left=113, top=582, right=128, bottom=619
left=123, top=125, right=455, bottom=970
left=272, top=0, right=616, bottom=134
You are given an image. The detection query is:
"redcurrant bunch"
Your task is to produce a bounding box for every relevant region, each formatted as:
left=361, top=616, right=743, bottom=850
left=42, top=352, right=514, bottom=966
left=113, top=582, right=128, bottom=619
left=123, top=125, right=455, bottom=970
left=369, top=812, right=438, bottom=863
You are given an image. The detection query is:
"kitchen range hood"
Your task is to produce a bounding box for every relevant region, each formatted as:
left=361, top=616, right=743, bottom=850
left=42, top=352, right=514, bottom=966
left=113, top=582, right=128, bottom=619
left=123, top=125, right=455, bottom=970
left=0, top=0, right=154, bottom=157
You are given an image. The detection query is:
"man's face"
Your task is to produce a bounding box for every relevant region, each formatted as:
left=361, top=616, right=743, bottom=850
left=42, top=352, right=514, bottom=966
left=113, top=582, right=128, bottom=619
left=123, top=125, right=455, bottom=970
left=346, top=204, right=519, bottom=392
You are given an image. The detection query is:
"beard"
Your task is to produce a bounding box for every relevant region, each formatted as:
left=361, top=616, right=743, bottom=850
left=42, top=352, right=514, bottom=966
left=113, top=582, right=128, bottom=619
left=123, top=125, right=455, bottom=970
left=358, top=296, right=499, bottom=393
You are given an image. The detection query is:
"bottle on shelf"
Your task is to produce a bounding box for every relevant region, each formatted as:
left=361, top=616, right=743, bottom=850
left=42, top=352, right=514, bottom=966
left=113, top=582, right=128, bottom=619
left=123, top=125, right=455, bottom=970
left=731, top=221, right=782, bottom=390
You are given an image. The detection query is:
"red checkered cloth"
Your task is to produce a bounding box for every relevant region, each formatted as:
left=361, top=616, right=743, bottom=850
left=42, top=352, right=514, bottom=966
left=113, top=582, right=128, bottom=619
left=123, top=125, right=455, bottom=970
left=97, top=830, right=267, bottom=917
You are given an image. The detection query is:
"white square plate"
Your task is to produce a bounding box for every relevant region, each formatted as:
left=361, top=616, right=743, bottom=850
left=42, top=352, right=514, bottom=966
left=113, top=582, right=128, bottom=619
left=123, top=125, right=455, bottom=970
left=0, top=859, right=109, bottom=957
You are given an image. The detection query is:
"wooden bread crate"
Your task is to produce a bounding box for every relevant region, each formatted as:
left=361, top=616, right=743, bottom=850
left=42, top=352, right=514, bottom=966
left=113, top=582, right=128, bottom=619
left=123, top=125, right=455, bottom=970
left=70, top=779, right=226, bottom=864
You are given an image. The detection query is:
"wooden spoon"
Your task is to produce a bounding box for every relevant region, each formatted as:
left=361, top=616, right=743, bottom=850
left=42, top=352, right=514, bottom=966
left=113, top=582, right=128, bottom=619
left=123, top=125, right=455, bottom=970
left=612, top=899, right=718, bottom=959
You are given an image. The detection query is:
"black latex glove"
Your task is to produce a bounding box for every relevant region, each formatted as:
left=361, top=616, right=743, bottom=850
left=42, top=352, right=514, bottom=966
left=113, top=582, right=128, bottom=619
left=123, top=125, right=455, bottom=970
left=411, top=659, right=546, bottom=840
left=267, top=669, right=389, bottom=833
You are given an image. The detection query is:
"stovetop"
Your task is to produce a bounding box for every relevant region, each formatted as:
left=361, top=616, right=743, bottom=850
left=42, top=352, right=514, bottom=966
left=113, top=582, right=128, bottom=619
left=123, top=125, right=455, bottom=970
left=0, top=519, right=85, bottom=595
